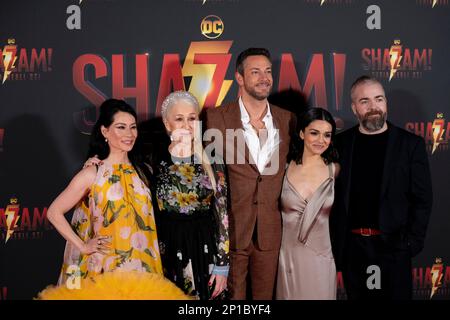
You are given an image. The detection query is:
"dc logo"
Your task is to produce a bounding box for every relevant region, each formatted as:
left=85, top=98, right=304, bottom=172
left=201, top=15, right=224, bottom=39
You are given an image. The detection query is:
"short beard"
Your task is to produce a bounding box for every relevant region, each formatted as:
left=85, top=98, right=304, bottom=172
left=244, top=83, right=271, bottom=101
left=358, top=110, right=387, bottom=132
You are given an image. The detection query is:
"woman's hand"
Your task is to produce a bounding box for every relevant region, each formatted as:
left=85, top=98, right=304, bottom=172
left=80, top=235, right=111, bottom=255
left=208, top=274, right=227, bottom=300
left=169, top=129, right=193, bottom=157
left=170, top=128, right=192, bottom=145
left=83, top=155, right=102, bottom=169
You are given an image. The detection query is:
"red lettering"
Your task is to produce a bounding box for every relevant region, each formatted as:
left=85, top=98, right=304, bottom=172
left=18, top=48, right=29, bottom=72
left=405, top=122, right=415, bottom=134
left=73, top=54, right=108, bottom=108
left=32, top=207, right=49, bottom=230
left=415, top=122, right=425, bottom=137
left=332, top=53, right=346, bottom=111
left=413, top=49, right=428, bottom=70
left=20, top=208, right=31, bottom=231
left=155, top=54, right=185, bottom=117
left=425, top=267, right=432, bottom=288
left=361, top=48, right=371, bottom=70
left=445, top=122, right=450, bottom=143
left=303, top=54, right=327, bottom=108
left=402, top=49, right=412, bottom=71
left=382, top=49, right=391, bottom=70
left=336, top=271, right=345, bottom=290
left=0, top=208, right=6, bottom=229
left=278, top=53, right=327, bottom=108
left=412, top=267, right=423, bottom=288
left=444, top=266, right=450, bottom=286
left=30, top=48, right=47, bottom=72
left=372, top=49, right=382, bottom=70
left=0, top=46, right=18, bottom=73
left=112, top=54, right=149, bottom=121
left=426, top=123, right=434, bottom=145
left=278, top=53, right=302, bottom=92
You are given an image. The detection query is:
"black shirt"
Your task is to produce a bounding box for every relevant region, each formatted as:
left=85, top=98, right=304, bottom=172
left=348, top=127, right=389, bottom=229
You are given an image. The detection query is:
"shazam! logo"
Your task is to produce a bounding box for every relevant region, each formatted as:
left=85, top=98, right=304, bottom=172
left=362, top=39, right=432, bottom=80
left=201, top=15, right=224, bottom=39
left=412, top=259, right=450, bottom=299
left=0, top=38, right=54, bottom=83
left=0, top=198, right=53, bottom=242
left=406, top=113, right=449, bottom=154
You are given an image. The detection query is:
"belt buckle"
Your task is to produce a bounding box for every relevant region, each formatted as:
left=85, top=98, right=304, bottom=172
left=361, top=228, right=371, bottom=236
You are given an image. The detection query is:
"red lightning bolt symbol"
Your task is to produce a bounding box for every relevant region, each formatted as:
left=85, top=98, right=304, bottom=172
left=389, top=43, right=402, bottom=81
left=431, top=119, right=445, bottom=154
left=182, top=41, right=233, bottom=109
left=430, top=262, right=444, bottom=299
left=2, top=44, right=18, bottom=84
left=4, top=204, right=20, bottom=243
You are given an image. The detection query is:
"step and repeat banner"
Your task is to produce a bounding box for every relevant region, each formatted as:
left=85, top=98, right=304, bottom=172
left=0, top=0, right=449, bottom=300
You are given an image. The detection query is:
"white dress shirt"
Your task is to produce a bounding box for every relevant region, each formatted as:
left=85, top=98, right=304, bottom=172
left=239, top=97, right=279, bottom=173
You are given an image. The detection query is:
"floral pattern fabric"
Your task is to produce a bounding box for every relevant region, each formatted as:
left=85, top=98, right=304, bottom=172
left=58, top=163, right=163, bottom=285
left=155, top=157, right=229, bottom=298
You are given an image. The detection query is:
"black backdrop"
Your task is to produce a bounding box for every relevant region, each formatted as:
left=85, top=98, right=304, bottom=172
left=0, top=0, right=449, bottom=300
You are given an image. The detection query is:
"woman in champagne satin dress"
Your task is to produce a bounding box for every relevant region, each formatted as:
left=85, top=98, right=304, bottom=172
left=276, top=108, right=339, bottom=300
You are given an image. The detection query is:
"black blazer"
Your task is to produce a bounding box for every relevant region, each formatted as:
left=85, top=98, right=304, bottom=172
left=330, top=122, right=433, bottom=270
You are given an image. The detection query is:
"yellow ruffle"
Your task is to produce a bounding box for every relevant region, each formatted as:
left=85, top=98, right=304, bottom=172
left=37, top=271, right=192, bottom=300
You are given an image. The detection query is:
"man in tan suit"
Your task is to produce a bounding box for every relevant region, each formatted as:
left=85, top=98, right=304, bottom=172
left=205, top=48, right=296, bottom=299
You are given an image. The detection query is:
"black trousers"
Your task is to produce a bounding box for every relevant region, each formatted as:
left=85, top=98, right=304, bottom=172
left=342, top=233, right=412, bottom=300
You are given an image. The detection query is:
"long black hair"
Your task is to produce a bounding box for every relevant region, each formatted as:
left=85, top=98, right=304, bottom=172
left=87, top=98, right=152, bottom=187
left=288, top=107, right=339, bottom=165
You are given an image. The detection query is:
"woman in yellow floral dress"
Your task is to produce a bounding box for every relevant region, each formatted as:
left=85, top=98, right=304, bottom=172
left=46, top=99, right=162, bottom=287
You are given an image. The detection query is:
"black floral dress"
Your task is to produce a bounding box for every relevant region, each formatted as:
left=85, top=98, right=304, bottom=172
left=154, top=152, right=229, bottom=300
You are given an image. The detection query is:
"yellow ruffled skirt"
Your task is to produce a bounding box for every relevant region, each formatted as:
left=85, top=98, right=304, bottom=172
left=37, top=271, right=192, bottom=300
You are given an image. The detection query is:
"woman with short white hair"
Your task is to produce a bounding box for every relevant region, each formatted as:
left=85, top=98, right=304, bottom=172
left=155, top=91, right=229, bottom=300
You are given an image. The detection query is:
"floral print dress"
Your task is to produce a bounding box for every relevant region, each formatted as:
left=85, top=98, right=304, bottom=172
left=155, top=153, right=229, bottom=300
left=58, top=163, right=163, bottom=285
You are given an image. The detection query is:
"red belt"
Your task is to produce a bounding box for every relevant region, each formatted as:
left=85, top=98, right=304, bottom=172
left=351, top=228, right=382, bottom=236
